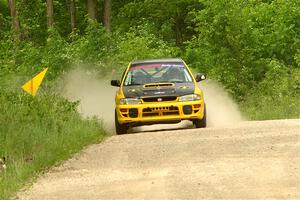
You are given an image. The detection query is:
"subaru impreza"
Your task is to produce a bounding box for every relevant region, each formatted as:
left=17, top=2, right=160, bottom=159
left=111, top=58, right=206, bottom=134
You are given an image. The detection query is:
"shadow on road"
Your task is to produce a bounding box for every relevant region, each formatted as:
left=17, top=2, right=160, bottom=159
left=128, top=120, right=195, bottom=134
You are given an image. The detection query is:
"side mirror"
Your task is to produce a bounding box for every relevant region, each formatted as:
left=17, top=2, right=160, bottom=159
left=195, top=73, right=206, bottom=82
left=111, top=80, right=121, bottom=87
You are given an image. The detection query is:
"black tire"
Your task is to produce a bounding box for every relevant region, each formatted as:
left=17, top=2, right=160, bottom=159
left=193, top=104, right=207, bottom=128
left=115, top=110, right=128, bottom=134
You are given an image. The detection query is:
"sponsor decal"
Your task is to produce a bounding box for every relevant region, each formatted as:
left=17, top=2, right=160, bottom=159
left=130, top=64, right=184, bottom=71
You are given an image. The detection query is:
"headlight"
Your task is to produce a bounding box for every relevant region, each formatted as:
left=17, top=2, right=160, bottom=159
left=179, top=94, right=201, bottom=101
left=120, top=98, right=142, bottom=105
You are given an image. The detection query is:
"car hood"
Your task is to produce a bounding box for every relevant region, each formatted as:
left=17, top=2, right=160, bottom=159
left=123, top=83, right=195, bottom=98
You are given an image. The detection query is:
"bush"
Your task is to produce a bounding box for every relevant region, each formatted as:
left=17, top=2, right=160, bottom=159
left=0, top=90, right=105, bottom=199
left=114, top=24, right=173, bottom=64
left=240, top=61, right=300, bottom=119
left=185, top=0, right=300, bottom=100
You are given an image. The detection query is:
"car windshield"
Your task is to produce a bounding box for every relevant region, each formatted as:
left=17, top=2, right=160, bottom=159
left=123, top=63, right=193, bottom=86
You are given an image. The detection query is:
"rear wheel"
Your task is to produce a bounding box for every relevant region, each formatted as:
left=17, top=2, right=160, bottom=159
left=193, top=104, right=207, bottom=128
left=115, top=110, right=128, bottom=134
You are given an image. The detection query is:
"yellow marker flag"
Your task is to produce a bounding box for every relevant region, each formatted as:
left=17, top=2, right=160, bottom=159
left=22, top=68, right=48, bottom=96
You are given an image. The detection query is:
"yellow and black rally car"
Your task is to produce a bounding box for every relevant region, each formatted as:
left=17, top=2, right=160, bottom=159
left=111, top=58, right=206, bottom=134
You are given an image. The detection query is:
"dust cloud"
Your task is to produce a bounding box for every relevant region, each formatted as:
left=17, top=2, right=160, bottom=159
left=61, top=68, right=117, bottom=133
left=199, top=80, right=244, bottom=127
left=62, top=68, right=243, bottom=134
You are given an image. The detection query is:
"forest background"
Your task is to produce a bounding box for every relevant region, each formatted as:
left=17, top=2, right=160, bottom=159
left=0, top=0, right=299, bottom=199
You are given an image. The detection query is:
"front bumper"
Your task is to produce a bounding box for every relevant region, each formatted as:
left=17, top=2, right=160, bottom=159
left=116, top=100, right=205, bottom=125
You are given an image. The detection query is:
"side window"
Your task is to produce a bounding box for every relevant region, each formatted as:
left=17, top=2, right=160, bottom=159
left=124, top=71, right=132, bottom=86
left=183, top=69, right=193, bottom=82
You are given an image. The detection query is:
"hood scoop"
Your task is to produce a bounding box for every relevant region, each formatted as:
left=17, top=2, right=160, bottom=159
left=144, top=83, right=175, bottom=88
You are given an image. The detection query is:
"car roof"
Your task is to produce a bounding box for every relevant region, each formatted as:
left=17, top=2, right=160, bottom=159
left=131, top=58, right=183, bottom=65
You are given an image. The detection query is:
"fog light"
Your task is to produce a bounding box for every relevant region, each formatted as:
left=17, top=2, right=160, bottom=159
left=183, top=105, right=192, bottom=115
left=129, top=108, right=138, bottom=118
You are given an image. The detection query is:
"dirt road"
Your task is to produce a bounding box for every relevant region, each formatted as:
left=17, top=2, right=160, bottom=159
left=19, top=119, right=300, bottom=199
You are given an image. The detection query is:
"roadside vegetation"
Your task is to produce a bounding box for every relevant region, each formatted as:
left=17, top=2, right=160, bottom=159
left=0, top=89, right=104, bottom=199
left=0, top=0, right=299, bottom=199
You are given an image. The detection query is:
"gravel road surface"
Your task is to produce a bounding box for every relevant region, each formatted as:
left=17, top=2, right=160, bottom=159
left=19, top=119, right=300, bottom=200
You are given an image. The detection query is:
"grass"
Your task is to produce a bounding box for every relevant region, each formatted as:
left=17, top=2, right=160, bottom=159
left=241, top=95, right=300, bottom=120
left=239, top=67, right=300, bottom=120
left=0, top=90, right=106, bottom=200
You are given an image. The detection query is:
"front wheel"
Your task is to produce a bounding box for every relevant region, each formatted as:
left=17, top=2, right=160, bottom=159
left=193, top=104, right=207, bottom=128
left=115, top=110, right=128, bottom=134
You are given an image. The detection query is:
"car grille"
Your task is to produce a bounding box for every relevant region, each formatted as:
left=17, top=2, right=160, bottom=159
left=142, top=96, right=177, bottom=102
left=142, top=106, right=179, bottom=117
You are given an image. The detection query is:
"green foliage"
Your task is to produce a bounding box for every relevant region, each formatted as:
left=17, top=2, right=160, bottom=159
left=241, top=62, right=300, bottom=119
left=42, top=29, right=70, bottom=79
left=69, top=21, right=114, bottom=63
left=114, top=0, right=202, bottom=45
left=17, top=0, right=48, bottom=44
left=0, top=89, right=105, bottom=200
left=186, top=0, right=300, bottom=103
left=114, top=24, right=173, bottom=64
left=0, top=0, right=298, bottom=119
left=0, top=2, right=10, bottom=40
left=0, top=38, right=16, bottom=74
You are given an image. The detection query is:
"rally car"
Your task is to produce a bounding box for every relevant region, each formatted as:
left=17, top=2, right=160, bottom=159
left=111, top=58, right=206, bottom=134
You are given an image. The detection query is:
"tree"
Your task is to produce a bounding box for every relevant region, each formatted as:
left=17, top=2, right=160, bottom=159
left=8, top=0, right=21, bottom=40
left=69, top=0, right=76, bottom=31
left=87, top=0, right=97, bottom=21
left=114, top=0, right=201, bottom=46
left=46, top=0, right=54, bottom=28
left=104, top=0, right=111, bottom=32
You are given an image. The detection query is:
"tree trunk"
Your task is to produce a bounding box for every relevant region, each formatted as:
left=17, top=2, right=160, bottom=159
left=46, top=0, right=54, bottom=28
left=87, top=0, right=97, bottom=21
left=8, top=0, right=21, bottom=40
left=69, top=0, right=76, bottom=31
left=174, top=18, right=183, bottom=46
left=103, top=0, right=111, bottom=32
